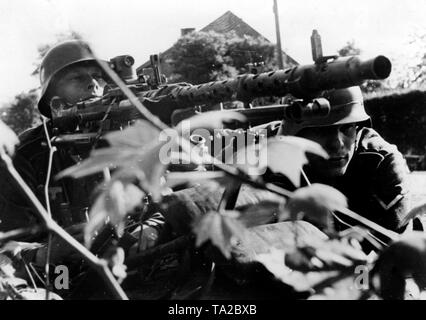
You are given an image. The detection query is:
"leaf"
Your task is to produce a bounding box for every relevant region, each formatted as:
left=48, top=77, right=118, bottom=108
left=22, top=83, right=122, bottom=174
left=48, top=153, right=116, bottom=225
left=164, top=171, right=227, bottom=189
left=265, top=136, right=328, bottom=187
left=175, top=110, right=247, bottom=133
left=62, top=140, right=169, bottom=202
left=0, top=241, right=43, bottom=257
left=85, top=180, right=145, bottom=246
left=57, top=120, right=161, bottom=180
left=231, top=220, right=328, bottom=262
left=230, top=221, right=353, bottom=291
left=105, top=120, right=160, bottom=148
left=105, top=166, right=165, bottom=199
left=0, top=120, right=19, bottom=156
left=225, top=138, right=268, bottom=176
left=102, top=246, right=127, bottom=284
left=170, top=150, right=200, bottom=165
left=193, top=211, right=247, bottom=259
left=285, top=239, right=368, bottom=273
left=338, top=226, right=383, bottom=251
left=56, top=147, right=145, bottom=179
left=19, top=289, right=62, bottom=300
left=253, top=248, right=341, bottom=292
left=284, top=247, right=324, bottom=272
left=280, top=183, right=347, bottom=232
left=400, top=203, right=426, bottom=227
left=235, top=184, right=285, bottom=207
left=0, top=253, right=15, bottom=278
left=136, top=142, right=168, bottom=201
left=254, top=247, right=287, bottom=280
left=237, top=201, right=285, bottom=228
left=307, top=274, right=368, bottom=300
left=254, top=240, right=367, bottom=292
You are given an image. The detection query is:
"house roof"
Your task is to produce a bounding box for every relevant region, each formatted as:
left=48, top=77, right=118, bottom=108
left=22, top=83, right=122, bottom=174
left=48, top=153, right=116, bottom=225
left=200, top=10, right=267, bottom=40
left=137, top=10, right=298, bottom=72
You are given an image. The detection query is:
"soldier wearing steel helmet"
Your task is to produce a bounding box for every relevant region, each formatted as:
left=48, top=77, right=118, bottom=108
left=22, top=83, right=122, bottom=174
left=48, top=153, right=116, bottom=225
left=0, top=40, right=164, bottom=275
left=37, top=40, right=107, bottom=118
left=275, top=86, right=413, bottom=238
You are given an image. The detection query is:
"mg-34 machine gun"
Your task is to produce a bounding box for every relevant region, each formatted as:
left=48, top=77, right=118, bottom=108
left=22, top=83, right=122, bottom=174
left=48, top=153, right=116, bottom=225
left=49, top=31, right=392, bottom=147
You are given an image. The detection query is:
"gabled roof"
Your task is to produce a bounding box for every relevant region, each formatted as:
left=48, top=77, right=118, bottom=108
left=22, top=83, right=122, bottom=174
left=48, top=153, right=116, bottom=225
left=200, top=11, right=267, bottom=40
left=137, top=10, right=298, bottom=72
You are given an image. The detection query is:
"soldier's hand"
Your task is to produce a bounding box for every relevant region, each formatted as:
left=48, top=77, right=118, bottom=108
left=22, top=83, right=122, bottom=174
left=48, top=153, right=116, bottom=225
left=0, top=120, right=18, bottom=156
left=35, top=223, right=86, bottom=265
left=375, top=232, right=426, bottom=299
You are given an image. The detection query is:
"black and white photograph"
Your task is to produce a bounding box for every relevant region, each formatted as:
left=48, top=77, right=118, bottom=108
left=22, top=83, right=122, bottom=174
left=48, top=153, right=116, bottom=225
left=1, top=0, right=426, bottom=304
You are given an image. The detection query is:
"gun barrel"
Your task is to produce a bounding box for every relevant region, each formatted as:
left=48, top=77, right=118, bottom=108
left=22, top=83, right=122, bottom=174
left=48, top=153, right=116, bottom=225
left=358, top=55, right=392, bottom=80
left=52, top=55, right=392, bottom=131
left=146, top=55, right=391, bottom=108
left=293, top=55, right=391, bottom=97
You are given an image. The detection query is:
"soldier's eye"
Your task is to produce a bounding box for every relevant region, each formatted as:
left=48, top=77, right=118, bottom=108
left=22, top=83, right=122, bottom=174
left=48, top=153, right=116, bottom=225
left=68, top=74, right=84, bottom=81
left=339, top=123, right=357, bottom=136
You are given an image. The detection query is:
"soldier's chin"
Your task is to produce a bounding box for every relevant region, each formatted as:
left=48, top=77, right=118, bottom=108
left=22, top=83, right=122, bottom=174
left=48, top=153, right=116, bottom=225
left=325, top=161, right=348, bottom=177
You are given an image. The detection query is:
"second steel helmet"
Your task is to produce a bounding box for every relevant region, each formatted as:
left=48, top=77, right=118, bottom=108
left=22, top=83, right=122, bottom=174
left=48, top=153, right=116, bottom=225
left=279, top=86, right=370, bottom=136
left=37, top=40, right=106, bottom=117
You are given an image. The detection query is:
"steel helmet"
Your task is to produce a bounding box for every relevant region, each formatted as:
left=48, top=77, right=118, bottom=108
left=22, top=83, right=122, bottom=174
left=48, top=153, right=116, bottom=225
left=279, top=86, right=370, bottom=136
left=37, top=40, right=105, bottom=117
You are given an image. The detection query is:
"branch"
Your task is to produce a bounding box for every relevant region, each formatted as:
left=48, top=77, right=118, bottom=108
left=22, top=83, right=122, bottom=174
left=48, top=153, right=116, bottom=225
left=89, top=45, right=400, bottom=244
left=0, top=226, right=45, bottom=244
left=0, top=151, right=128, bottom=300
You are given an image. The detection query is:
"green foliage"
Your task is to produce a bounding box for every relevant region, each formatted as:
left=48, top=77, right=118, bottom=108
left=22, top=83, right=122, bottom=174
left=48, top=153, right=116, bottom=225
left=168, top=31, right=277, bottom=84
left=0, top=90, right=40, bottom=135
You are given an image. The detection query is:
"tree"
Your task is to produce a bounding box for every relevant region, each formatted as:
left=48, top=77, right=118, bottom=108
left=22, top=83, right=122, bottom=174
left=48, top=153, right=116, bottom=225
left=225, top=34, right=278, bottom=74
left=1, top=89, right=40, bottom=134
left=168, top=31, right=277, bottom=84
left=168, top=31, right=234, bottom=84
left=337, top=40, right=361, bottom=57
left=385, top=33, right=426, bottom=91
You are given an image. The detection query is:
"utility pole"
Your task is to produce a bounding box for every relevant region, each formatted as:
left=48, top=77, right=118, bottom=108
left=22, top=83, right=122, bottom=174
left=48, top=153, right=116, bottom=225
left=273, top=0, right=284, bottom=69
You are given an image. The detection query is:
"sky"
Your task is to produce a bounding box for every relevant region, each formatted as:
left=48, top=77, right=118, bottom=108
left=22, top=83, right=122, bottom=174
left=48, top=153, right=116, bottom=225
left=1, top=0, right=426, bottom=105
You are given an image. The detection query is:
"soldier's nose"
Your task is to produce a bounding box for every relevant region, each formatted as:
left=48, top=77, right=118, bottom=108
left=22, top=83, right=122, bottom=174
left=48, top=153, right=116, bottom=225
left=326, top=130, right=344, bottom=152
left=87, top=78, right=99, bottom=91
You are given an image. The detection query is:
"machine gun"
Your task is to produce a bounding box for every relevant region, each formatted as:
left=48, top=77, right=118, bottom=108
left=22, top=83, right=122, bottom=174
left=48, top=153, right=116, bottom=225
left=49, top=27, right=391, bottom=147
left=50, top=54, right=391, bottom=144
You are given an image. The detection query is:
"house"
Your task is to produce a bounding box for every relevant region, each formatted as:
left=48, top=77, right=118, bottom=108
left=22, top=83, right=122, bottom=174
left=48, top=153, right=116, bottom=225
left=136, top=10, right=298, bottom=78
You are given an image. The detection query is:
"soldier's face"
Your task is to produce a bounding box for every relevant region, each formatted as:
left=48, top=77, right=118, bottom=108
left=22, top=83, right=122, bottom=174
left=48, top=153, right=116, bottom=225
left=298, top=123, right=358, bottom=178
left=51, top=64, right=106, bottom=106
